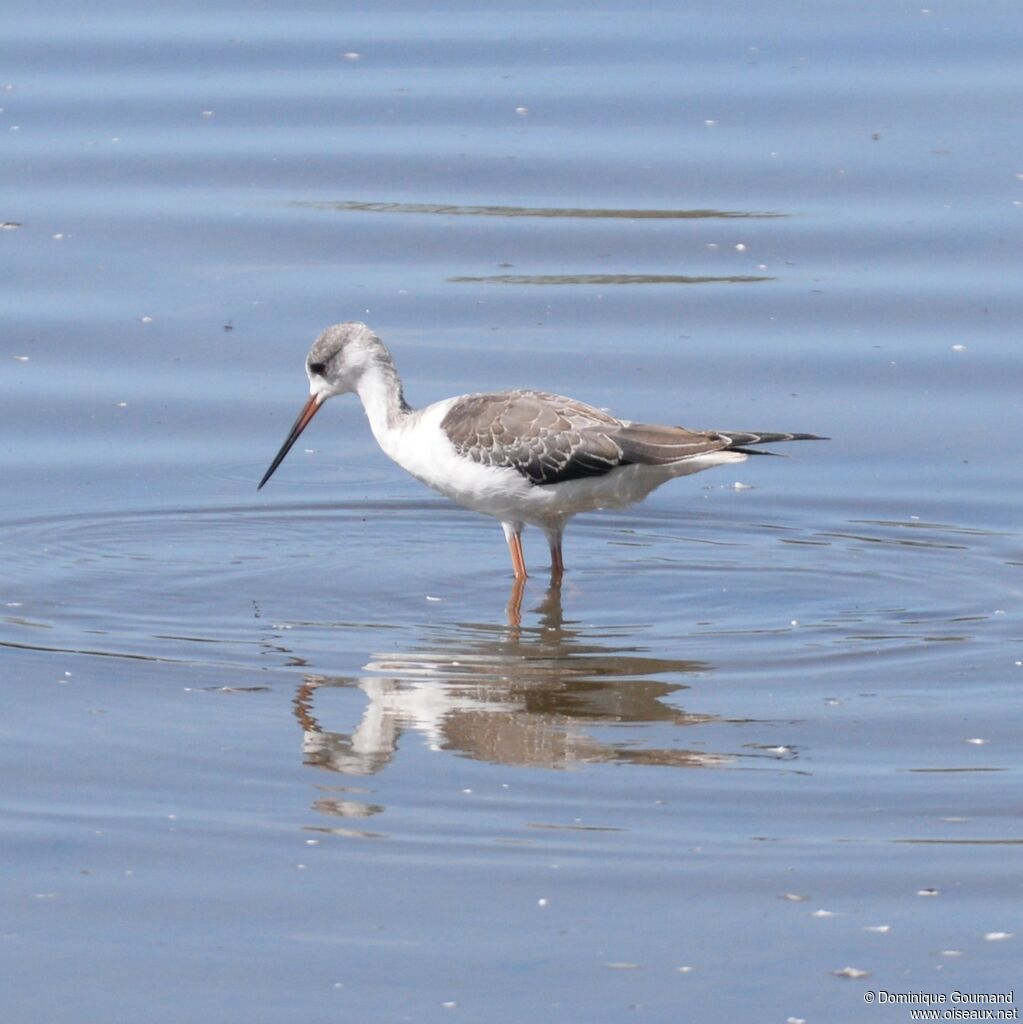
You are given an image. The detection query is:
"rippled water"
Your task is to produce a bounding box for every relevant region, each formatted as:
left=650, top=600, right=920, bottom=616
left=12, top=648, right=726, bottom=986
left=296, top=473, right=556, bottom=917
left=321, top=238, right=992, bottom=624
left=3, top=2, right=1021, bottom=1021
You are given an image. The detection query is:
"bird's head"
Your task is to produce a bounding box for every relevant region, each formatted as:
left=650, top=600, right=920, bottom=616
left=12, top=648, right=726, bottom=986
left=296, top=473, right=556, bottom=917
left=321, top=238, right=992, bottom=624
left=304, top=321, right=383, bottom=401
left=258, top=321, right=382, bottom=490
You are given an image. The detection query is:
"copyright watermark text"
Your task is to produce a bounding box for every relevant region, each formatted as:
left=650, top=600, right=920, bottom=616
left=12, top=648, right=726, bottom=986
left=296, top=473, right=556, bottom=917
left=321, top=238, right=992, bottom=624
left=862, top=989, right=1017, bottom=1020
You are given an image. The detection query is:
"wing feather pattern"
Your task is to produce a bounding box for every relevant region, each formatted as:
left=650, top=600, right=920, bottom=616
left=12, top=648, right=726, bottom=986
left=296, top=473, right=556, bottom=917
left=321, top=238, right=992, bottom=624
left=441, top=391, right=623, bottom=485
left=440, top=391, right=825, bottom=486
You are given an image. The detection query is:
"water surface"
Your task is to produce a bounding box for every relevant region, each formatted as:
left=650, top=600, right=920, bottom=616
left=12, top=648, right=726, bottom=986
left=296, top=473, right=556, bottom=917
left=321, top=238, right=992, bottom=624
left=2, top=2, right=1021, bottom=1021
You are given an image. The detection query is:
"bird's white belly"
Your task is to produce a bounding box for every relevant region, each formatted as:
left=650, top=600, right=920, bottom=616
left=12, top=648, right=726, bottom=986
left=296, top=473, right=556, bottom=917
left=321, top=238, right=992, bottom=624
left=374, top=401, right=746, bottom=527
left=373, top=402, right=531, bottom=518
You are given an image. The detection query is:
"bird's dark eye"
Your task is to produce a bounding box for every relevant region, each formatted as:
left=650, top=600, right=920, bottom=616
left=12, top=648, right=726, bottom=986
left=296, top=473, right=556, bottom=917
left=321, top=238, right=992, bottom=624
left=309, top=362, right=326, bottom=376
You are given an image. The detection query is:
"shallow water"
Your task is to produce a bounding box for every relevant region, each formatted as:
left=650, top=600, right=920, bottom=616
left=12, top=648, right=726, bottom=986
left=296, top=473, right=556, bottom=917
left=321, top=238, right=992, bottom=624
left=2, top=1, right=1021, bottom=1021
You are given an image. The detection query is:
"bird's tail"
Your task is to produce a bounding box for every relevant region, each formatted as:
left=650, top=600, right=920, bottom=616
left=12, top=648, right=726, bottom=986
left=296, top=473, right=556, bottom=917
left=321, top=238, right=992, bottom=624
left=718, top=431, right=828, bottom=456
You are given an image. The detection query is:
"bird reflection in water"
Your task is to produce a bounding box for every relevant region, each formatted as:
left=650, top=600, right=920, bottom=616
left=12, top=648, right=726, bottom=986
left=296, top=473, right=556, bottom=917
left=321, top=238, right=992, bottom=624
left=292, top=583, right=741, bottom=778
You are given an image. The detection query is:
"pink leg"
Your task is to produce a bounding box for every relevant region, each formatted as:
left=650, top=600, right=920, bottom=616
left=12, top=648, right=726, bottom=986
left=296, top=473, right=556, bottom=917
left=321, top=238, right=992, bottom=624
left=545, top=524, right=565, bottom=582
left=549, top=538, right=564, bottom=582
left=504, top=525, right=528, bottom=580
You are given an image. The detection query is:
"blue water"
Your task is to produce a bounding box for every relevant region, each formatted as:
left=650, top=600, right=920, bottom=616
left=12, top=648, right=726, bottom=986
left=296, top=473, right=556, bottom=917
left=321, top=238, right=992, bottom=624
left=2, top=2, right=1021, bottom=1021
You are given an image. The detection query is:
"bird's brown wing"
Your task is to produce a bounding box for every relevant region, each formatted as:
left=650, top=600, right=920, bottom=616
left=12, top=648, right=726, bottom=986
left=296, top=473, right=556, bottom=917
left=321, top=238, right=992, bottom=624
left=441, top=391, right=727, bottom=485
left=612, top=421, right=731, bottom=465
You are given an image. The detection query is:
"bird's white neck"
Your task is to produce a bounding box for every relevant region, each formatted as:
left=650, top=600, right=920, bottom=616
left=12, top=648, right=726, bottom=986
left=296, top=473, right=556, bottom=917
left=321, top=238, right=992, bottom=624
left=354, top=351, right=413, bottom=452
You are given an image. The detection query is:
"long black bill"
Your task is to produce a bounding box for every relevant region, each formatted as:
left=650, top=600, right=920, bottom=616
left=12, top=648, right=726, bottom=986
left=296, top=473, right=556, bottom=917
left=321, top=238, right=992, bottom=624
left=258, top=394, right=322, bottom=490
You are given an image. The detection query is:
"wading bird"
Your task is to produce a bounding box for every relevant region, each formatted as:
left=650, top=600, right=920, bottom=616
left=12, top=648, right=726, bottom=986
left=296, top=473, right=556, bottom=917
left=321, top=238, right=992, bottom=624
left=259, top=322, right=824, bottom=582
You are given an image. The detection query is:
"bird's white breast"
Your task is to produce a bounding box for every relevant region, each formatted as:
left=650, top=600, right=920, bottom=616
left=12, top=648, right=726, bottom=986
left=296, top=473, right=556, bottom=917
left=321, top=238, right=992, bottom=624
left=368, top=398, right=747, bottom=528
left=373, top=399, right=536, bottom=521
